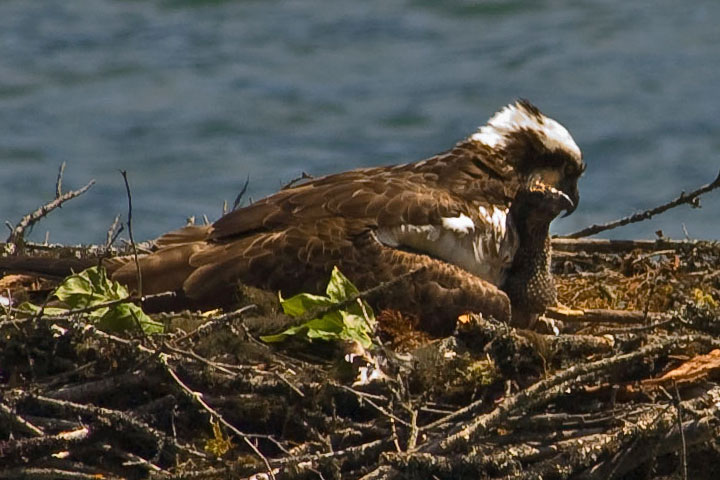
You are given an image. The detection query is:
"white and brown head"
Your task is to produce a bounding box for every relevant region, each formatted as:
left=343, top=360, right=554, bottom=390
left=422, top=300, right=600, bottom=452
left=472, top=100, right=585, bottom=218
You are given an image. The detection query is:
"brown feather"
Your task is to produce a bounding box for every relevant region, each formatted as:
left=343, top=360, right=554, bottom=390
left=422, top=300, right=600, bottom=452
left=111, top=243, right=204, bottom=295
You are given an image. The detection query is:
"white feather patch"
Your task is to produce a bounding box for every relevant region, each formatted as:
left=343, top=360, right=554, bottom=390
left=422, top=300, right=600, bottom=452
left=441, top=214, right=475, bottom=235
left=478, top=206, right=508, bottom=237
left=373, top=206, right=517, bottom=286
left=471, top=102, right=581, bottom=158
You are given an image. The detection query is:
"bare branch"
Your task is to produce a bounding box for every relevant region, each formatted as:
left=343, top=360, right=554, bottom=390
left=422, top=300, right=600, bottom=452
left=0, top=401, right=44, bottom=437
left=432, top=337, right=679, bottom=453
left=0, top=426, right=90, bottom=463
left=544, top=306, right=672, bottom=325
left=120, top=170, right=142, bottom=297
left=7, top=178, right=95, bottom=246
left=564, top=168, right=720, bottom=238
left=55, top=161, right=66, bottom=199
left=158, top=353, right=276, bottom=480
left=105, top=214, right=123, bottom=251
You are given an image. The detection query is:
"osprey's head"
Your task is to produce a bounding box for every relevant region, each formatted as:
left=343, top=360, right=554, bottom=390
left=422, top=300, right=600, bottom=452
left=472, top=100, right=585, bottom=218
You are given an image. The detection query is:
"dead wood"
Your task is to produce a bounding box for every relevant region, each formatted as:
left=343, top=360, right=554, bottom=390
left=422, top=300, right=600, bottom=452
left=431, top=337, right=679, bottom=454
left=2, top=213, right=720, bottom=478
left=0, top=467, right=124, bottom=480
left=551, top=237, right=720, bottom=253
left=0, top=400, right=44, bottom=438
left=562, top=168, right=720, bottom=238
left=545, top=306, right=672, bottom=324
left=5, top=165, right=95, bottom=247
left=0, top=427, right=91, bottom=466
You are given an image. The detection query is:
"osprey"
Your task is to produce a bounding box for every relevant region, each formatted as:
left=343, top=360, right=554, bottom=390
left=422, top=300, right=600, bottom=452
left=1, top=101, right=584, bottom=333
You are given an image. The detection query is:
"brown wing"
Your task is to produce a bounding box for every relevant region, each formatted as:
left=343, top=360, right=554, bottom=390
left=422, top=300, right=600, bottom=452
left=209, top=169, right=455, bottom=241
left=183, top=168, right=468, bottom=301
left=109, top=225, right=210, bottom=295
left=209, top=143, right=517, bottom=241
left=111, top=140, right=519, bottom=306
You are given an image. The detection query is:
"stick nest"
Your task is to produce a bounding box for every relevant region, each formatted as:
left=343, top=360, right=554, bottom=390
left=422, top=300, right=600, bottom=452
left=2, top=238, right=720, bottom=480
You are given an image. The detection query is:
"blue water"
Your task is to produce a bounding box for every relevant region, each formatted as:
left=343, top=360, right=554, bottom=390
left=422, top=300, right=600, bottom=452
left=1, top=0, right=719, bottom=244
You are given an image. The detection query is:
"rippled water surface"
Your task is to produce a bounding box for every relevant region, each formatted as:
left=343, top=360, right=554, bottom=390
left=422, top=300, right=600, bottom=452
left=1, top=0, right=719, bottom=244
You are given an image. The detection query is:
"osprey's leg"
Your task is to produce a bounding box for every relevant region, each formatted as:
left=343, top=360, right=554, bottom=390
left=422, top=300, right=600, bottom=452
left=503, top=231, right=557, bottom=330
left=345, top=234, right=511, bottom=336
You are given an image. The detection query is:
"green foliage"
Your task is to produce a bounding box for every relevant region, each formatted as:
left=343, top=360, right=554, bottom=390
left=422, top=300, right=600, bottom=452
left=22, top=266, right=163, bottom=334
left=261, top=267, right=376, bottom=348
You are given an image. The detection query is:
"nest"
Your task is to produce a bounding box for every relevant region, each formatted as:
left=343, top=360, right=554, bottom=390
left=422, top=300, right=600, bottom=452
left=1, top=237, right=720, bottom=480
left=2, top=165, right=720, bottom=479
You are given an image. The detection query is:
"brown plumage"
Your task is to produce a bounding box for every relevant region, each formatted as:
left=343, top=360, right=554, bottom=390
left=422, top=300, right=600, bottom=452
left=1, top=101, right=584, bottom=333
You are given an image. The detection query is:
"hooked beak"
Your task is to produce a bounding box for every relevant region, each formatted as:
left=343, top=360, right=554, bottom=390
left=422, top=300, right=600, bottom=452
left=561, top=184, right=579, bottom=217
left=527, top=171, right=580, bottom=217
left=528, top=174, right=579, bottom=217
left=559, top=191, right=576, bottom=217
left=561, top=193, right=577, bottom=217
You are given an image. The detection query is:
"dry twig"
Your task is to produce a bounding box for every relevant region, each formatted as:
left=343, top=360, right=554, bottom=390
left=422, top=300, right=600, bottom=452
left=564, top=169, right=720, bottom=238
left=545, top=306, right=672, bottom=325
left=432, top=337, right=679, bottom=453
left=120, top=170, right=142, bottom=298
left=6, top=166, right=95, bottom=246
left=157, top=354, right=276, bottom=479
left=0, top=400, right=44, bottom=437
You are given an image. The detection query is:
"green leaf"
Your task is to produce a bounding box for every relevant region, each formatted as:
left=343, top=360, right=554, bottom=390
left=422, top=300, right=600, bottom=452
left=325, top=266, right=359, bottom=302
left=25, top=266, right=164, bottom=334
left=279, top=292, right=334, bottom=317
left=16, top=302, right=69, bottom=317
left=262, top=267, right=376, bottom=348
left=260, top=313, right=343, bottom=343
left=304, top=314, right=345, bottom=336
left=54, top=273, right=95, bottom=308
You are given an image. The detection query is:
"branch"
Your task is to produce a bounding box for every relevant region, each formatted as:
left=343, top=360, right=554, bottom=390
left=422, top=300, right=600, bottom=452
left=7, top=176, right=95, bottom=245
left=544, top=307, right=672, bottom=325
left=563, top=169, right=720, bottom=238
left=551, top=237, right=714, bottom=253
left=171, top=305, right=257, bottom=346
left=104, top=214, right=124, bottom=252
left=0, top=467, right=116, bottom=480
left=157, top=354, right=276, bottom=480
left=120, top=170, right=142, bottom=297
left=0, top=400, right=44, bottom=437
left=281, top=171, right=314, bottom=190
left=11, top=391, right=204, bottom=460
left=0, top=426, right=90, bottom=463
left=573, top=390, right=720, bottom=480
left=334, top=383, right=412, bottom=428
left=6, top=291, right=176, bottom=323
left=232, top=175, right=251, bottom=211
left=55, top=162, right=66, bottom=199
left=429, top=337, right=679, bottom=454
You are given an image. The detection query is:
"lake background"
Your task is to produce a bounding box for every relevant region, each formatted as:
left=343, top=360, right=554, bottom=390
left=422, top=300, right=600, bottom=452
left=1, top=0, right=719, bottom=245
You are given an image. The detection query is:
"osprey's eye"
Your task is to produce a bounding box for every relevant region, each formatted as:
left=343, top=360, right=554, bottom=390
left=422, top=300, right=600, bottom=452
left=564, top=163, right=577, bottom=177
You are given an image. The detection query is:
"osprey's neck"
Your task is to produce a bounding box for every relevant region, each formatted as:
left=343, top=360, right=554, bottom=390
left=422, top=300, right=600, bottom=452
left=502, top=192, right=558, bottom=326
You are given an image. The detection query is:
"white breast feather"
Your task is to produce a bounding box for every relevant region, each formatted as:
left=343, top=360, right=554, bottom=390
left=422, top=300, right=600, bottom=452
left=441, top=214, right=474, bottom=234
left=374, top=206, right=518, bottom=285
